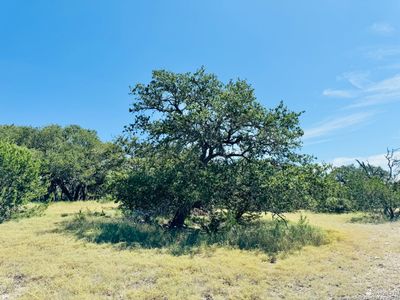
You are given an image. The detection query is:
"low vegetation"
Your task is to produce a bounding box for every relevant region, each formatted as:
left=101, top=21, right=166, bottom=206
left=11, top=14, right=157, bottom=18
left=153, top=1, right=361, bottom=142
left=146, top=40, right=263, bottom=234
left=61, top=209, right=328, bottom=256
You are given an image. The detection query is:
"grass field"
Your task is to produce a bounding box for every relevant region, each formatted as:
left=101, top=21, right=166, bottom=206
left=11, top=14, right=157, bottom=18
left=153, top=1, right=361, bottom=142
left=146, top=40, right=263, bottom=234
left=1, top=201, right=399, bottom=299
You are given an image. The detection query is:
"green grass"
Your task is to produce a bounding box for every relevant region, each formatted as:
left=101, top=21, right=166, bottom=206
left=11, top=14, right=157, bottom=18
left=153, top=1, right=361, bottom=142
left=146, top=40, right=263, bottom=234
left=1, top=201, right=400, bottom=299
left=10, top=202, right=49, bottom=221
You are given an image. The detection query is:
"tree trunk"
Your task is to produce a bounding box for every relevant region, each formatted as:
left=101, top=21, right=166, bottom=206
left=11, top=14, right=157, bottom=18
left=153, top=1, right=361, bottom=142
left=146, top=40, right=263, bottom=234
left=169, top=207, right=190, bottom=228
left=384, top=206, right=395, bottom=220
left=57, top=181, right=73, bottom=201
left=81, top=185, right=87, bottom=200
left=44, top=182, right=56, bottom=201
left=388, top=207, right=395, bottom=220
left=235, top=209, right=246, bottom=222
left=73, top=185, right=82, bottom=201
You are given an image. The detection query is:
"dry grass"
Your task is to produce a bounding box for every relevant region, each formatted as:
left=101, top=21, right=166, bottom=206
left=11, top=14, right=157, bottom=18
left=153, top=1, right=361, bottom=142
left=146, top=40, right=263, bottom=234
left=1, top=201, right=399, bottom=299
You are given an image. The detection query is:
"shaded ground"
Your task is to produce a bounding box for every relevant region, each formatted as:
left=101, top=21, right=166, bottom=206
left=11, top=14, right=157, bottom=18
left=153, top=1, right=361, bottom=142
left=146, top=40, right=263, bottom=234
left=56, top=210, right=326, bottom=256
left=0, top=201, right=399, bottom=299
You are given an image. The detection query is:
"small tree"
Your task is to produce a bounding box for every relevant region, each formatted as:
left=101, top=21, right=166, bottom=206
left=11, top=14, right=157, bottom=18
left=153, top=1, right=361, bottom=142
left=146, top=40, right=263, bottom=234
left=362, top=177, right=399, bottom=219
left=328, top=152, right=400, bottom=219
left=356, top=149, right=400, bottom=219
left=0, top=141, right=43, bottom=222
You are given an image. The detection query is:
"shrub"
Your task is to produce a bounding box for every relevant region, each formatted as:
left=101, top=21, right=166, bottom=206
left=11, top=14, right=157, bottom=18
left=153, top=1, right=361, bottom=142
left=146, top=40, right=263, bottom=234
left=0, top=141, right=43, bottom=222
left=318, top=197, right=353, bottom=213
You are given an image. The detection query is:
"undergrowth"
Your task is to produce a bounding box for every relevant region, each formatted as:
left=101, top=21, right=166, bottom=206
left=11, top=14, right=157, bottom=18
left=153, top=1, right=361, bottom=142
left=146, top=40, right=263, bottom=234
left=10, top=202, right=49, bottom=221
left=349, top=212, right=399, bottom=224
left=61, top=210, right=329, bottom=256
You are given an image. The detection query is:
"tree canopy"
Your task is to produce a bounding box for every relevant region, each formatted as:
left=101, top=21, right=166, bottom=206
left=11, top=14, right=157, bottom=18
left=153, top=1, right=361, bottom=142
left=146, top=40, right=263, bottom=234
left=128, top=67, right=304, bottom=165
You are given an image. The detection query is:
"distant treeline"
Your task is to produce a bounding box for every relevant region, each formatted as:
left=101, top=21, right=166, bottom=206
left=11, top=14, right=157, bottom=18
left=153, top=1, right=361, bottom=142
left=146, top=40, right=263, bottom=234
left=0, top=124, right=124, bottom=203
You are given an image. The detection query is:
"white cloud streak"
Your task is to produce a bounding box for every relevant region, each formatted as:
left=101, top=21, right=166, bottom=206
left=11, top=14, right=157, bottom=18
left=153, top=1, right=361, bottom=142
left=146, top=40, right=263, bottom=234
left=303, top=112, right=374, bottom=141
left=331, top=153, right=389, bottom=169
left=364, top=46, right=400, bottom=60
left=369, top=22, right=395, bottom=36
left=322, top=89, right=354, bottom=98
left=323, top=72, right=400, bottom=108
left=348, top=74, right=400, bottom=108
left=341, top=71, right=372, bottom=89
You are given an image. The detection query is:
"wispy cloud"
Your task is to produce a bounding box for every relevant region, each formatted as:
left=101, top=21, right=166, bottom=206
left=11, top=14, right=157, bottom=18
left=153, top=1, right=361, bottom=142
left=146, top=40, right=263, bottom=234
left=313, top=26, right=399, bottom=151
left=364, top=46, right=400, bottom=60
left=331, top=153, right=390, bottom=169
left=323, top=72, right=400, bottom=108
left=303, top=112, right=374, bottom=141
left=350, top=74, right=400, bottom=107
left=369, top=22, right=395, bottom=36
left=340, top=71, right=372, bottom=89
left=380, top=63, right=400, bottom=70
left=303, top=138, right=332, bottom=146
left=322, top=89, right=354, bottom=98
left=322, top=72, right=372, bottom=100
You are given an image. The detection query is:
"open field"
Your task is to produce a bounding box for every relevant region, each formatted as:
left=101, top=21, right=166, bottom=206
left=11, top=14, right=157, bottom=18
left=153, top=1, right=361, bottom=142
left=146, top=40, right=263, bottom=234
left=1, top=201, right=399, bottom=300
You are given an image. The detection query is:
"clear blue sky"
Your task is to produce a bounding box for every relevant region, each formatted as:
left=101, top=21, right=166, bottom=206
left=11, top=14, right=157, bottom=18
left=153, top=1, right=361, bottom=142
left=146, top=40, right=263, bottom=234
left=1, top=1, right=400, bottom=165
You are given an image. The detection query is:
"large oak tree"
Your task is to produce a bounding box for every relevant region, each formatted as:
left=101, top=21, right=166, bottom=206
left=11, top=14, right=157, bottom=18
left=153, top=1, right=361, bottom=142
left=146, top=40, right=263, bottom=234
left=121, top=68, right=305, bottom=228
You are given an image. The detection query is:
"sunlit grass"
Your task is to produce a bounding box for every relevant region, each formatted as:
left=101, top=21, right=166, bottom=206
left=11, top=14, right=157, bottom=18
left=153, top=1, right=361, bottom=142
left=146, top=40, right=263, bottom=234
left=1, top=201, right=399, bottom=299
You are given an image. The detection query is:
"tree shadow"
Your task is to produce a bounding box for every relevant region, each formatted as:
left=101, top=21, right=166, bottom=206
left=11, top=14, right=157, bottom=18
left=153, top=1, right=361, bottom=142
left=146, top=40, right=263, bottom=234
left=58, top=211, right=215, bottom=255
left=57, top=210, right=329, bottom=256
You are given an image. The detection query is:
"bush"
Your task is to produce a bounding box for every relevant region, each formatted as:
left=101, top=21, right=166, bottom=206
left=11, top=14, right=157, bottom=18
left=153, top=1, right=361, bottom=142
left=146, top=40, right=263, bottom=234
left=318, top=197, right=354, bottom=213
left=219, top=216, right=328, bottom=255
left=0, top=141, right=44, bottom=222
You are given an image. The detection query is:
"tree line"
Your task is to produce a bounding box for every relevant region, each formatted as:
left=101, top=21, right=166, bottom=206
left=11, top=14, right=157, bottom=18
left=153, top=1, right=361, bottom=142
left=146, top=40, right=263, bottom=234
left=1, top=68, right=399, bottom=228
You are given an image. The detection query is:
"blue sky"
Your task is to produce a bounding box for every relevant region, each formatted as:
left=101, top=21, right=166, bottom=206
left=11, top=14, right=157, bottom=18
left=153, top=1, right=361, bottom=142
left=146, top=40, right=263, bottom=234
left=1, top=1, right=400, bottom=166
